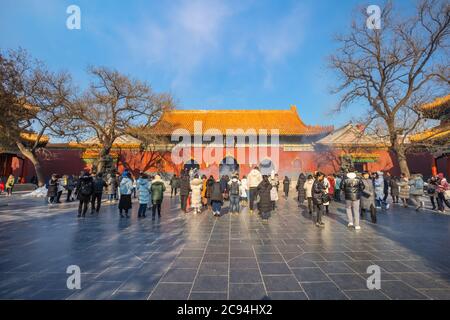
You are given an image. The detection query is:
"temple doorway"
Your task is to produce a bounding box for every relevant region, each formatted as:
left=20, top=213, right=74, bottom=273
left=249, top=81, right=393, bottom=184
left=219, top=157, right=239, bottom=177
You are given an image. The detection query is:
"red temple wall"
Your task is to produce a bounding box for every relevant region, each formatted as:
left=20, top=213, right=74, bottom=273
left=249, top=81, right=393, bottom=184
left=8, top=146, right=447, bottom=181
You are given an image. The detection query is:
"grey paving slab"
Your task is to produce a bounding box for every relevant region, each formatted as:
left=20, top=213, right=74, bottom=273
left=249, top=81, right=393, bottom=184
left=0, top=194, right=449, bottom=300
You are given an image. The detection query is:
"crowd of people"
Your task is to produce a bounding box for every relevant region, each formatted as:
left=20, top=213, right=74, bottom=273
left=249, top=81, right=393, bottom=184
left=4, top=166, right=449, bottom=228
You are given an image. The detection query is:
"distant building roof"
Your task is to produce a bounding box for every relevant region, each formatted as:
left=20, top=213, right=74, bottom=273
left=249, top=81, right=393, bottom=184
left=151, top=105, right=333, bottom=136
left=315, top=123, right=386, bottom=147
left=421, top=94, right=450, bottom=119
left=410, top=122, right=450, bottom=144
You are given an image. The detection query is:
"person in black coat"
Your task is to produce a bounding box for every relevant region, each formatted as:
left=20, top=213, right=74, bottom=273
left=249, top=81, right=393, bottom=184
left=283, top=176, right=290, bottom=198
left=76, top=172, right=94, bottom=218
left=170, top=174, right=180, bottom=198
left=296, top=173, right=307, bottom=205
left=210, top=178, right=224, bottom=217
left=179, top=174, right=191, bottom=213
left=206, top=176, right=215, bottom=208
left=91, top=173, right=107, bottom=214
left=46, top=174, right=59, bottom=204
left=257, top=175, right=273, bottom=222
left=312, top=172, right=327, bottom=227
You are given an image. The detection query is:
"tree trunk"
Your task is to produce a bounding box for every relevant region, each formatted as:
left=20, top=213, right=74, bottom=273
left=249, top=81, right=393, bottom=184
left=16, top=141, right=46, bottom=187
left=96, top=145, right=112, bottom=174
left=391, top=145, right=410, bottom=177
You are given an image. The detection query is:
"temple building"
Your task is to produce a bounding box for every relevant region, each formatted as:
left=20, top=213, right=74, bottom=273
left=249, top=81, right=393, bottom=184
left=411, top=94, right=450, bottom=176
left=0, top=105, right=441, bottom=180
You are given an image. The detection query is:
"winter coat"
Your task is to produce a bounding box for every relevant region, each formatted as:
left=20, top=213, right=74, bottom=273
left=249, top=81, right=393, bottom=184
left=312, top=180, right=326, bottom=205
left=340, top=172, right=364, bottom=201
left=283, top=178, right=290, bottom=193
left=137, top=179, right=151, bottom=204
left=170, top=176, right=180, bottom=189
left=322, top=177, right=331, bottom=205
left=220, top=177, right=229, bottom=193
left=66, top=177, right=76, bottom=191
left=210, top=181, right=224, bottom=202
left=390, top=179, right=400, bottom=196
left=327, top=177, right=335, bottom=195
left=93, top=177, right=107, bottom=194
left=335, top=177, right=342, bottom=190
left=304, top=179, right=314, bottom=198
left=106, top=174, right=118, bottom=195
left=296, top=175, right=307, bottom=201
left=228, top=178, right=241, bottom=196
left=77, top=175, right=94, bottom=198
left=57, top=178, right=65, bottom=193
left=437, top=177, right=449, bottom=193
left=119, top=177, right=133, bottom=196
left=240, top=178, right=248, bottom=197
left=151, top=179, right=166, bottom=203
left=206, top=177, right=215, bottom=198
left=179, top=176, right=191, bottom=196
left=398, top=178, right=410, bottom=199
left=383, top=176, right=391, bottom=194
left=360, top=178, right=375, bottom=210
left=190, top=178, right=203, bottom=208
left=247, top=169, right=263, bottom=188
left=201, top=179, right=208, bottom=198
left=6, top=176, right=14, bottom=189
left=409, top=175, right=424, bottom=196
left=374, top=176, right=384, bottom=199
left=47, top=179, right=58, bottom=197
left=257, top=179, right=273, bottom=213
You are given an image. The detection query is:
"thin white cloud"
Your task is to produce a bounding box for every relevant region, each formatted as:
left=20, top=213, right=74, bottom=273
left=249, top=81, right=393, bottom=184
left=119, top=0, right=309, bottom=92
left=120, top=0, right=232, bottom=90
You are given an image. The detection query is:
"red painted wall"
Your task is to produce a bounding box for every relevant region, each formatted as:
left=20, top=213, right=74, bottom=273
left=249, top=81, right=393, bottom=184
left=8, top=147, right=447, bottom=181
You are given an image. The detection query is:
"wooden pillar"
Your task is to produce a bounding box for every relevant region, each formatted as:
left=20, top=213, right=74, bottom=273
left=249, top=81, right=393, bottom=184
left=431, top=157, right=438, bottom=176
left=447, top=156, right=450, bottom=177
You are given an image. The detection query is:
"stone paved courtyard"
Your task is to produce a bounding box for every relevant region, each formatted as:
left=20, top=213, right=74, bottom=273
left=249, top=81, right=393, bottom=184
left=0, top=193, right=449, bottom=300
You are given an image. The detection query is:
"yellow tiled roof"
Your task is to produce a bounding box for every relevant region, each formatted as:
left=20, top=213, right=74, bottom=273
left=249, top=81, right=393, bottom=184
left=421, top=95, right=450, bottom=119
left=19, top=132, right=49, bottom=144
left=151, top=106, right=333, bottom=136
left=410, top=123, right=450, bottom=143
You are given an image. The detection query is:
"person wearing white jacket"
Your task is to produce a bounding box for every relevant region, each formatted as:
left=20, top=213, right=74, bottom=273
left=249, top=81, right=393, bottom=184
left=247, top=167, right=263, bottom=213
left=240, top=176, right=248, bottom=206
left=304, top=175, right=315, bottom=214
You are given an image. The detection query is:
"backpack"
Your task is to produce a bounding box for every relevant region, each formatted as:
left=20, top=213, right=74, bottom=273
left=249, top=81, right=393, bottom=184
left=80, top=180, right=93, bottom=196
left=230, top=181, right=239, bottom=195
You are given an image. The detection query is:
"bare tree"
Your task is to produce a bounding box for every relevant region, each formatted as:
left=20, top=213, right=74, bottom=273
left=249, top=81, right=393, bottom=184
left=65, top=66, right=174, bottom=173
left=330, top=0, right=449, bottom=176
left=0, top=49, right=73, bottom=186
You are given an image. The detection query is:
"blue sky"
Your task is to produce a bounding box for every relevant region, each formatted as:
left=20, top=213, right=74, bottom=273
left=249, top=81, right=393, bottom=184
left=0, top=0, right=414, bottom=128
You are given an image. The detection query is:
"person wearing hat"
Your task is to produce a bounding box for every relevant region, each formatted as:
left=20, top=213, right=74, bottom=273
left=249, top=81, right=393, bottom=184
left=151, top=174, right=166, bottom=219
